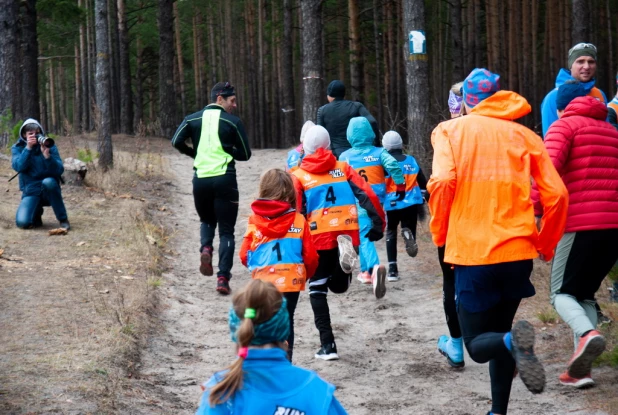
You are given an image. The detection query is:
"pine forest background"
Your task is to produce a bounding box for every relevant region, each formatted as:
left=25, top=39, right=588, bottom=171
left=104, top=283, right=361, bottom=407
left=1, top=0, right=617, bottom=171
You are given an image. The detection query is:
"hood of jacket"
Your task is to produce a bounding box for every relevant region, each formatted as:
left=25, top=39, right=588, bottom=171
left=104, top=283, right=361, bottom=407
left=346, top=116, right=375, bottom=149
left=562, top=96, right=608, bottom=121
left=469, top=90, right=531, bottom=120
left=18, top=118, right=45, bottom=144
left=298, top=147, right=338, bottom=173
left=554, top=68, right=597, bottom=92
left=249, top=199, right=296, bottom=238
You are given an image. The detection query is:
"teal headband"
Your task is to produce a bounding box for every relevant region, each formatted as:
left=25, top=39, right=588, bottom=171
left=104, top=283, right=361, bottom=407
left=229, top=298, right=290, bottom=345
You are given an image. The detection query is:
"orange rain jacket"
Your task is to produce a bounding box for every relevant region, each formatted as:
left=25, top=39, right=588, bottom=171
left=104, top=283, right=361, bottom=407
left=428, top=90, right=569, bottom=265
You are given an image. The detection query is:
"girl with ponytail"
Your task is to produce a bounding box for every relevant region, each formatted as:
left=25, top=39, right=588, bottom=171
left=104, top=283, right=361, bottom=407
left=196, top=279, right=347, bottom=414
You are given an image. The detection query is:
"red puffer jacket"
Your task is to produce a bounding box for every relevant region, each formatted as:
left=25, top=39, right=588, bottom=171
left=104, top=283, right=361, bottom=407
left=532, top=96, right=618, bottom=232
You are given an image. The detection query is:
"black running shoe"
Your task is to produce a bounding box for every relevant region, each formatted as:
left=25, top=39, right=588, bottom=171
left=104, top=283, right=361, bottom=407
left=401, top=228, right=418, bottom=257
left=387, top=263, right=399, bottom=282
left=315, top=342, right=339, bottom=361
left=511, top=320, right=545, bottom=394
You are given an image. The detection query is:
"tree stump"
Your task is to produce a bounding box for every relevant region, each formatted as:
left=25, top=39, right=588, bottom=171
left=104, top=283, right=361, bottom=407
left=62, top=157, right=88, bottom=185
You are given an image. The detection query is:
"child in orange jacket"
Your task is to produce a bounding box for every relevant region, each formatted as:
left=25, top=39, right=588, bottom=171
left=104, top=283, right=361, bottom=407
left=240, top=168, right=319, bottom=360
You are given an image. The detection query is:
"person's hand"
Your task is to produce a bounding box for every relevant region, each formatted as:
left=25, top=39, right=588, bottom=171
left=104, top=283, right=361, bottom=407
left=41, top=144, right=50, bottom=159
left=26, top=133, right=37, bottom=149
left=396, top=184, right=406, bottom=201
left=365, top=228, right=383, bottom=242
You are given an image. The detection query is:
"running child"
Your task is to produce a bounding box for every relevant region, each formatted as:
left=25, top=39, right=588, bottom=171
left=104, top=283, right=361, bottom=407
left=286, top=121, right=315, bottom=172
left=292, top=125, right=385, bottom=360
left=196, top=279, right=348, bottom=414
left=239, top=168, right=319, bottom=361
left=340, top=117, right=404, bottom=286
left=380, top=130, right=427, bottom=282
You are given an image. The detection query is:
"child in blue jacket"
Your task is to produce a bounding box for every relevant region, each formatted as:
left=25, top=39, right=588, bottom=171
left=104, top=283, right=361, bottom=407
left=196, top=279, right=348, bottom=415
left=340, top=117, right=404, bottom=287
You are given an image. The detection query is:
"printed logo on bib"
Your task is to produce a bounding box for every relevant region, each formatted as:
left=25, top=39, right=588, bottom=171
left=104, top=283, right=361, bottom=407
left=288, top=225, right=302, bottom=233
left=309, top=221, right=318, bottom=230
left=329, top=168, right=345, bottom=178
left=275, top=277, right=286, bottom=285
left=403, top=163, right=416, bottom=172
left=348, top=206, right=358, bottom=217
left=273, top=406, right=306, bottom=415
left=363, top=155, right=379, bottom=162
left=329, top=218, right=339, bottom=227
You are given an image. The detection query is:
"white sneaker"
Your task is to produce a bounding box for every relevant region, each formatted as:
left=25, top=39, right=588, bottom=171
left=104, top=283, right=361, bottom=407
left=337, top=235, right=358, bottom=273
left=357, top=271, right=372, bottom=285
left=372, top=265, right=386, bottom=299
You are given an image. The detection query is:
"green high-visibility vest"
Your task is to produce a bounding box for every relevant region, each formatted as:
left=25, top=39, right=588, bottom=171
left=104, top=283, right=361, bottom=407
left=194, top=108, right=233, bottom=178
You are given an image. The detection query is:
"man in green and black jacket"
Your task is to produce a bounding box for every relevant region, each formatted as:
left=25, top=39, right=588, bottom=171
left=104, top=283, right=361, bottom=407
left=172, top=82, right=251, bottom=295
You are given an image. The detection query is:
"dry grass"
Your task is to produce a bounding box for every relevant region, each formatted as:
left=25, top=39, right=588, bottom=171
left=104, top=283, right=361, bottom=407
left=0, top=134, right=172, bottom=413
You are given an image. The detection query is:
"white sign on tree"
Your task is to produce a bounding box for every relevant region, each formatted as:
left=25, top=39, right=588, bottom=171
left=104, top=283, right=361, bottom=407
left=409, top=30, right=426, bottom=54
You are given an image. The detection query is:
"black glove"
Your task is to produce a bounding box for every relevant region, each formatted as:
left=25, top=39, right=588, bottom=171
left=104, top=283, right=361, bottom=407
left=365, top=228, right=384, bottom=242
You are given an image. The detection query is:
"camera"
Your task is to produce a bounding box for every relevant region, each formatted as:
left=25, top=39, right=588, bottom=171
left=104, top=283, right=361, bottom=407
left=36, top=134, right=55, bottom=148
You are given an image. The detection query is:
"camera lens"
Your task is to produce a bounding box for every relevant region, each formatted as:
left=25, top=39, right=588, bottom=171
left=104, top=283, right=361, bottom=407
left=36, top=134, right=54, bottom=148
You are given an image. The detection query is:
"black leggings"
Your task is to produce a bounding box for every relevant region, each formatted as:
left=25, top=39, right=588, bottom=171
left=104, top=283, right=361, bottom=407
left=308, top=248, right=352, bottom=346
left=438, top=246, right=461, bottom=338
left=283, top=291, right=300, bottom=361
left=192, top=174, right=239, bottom=278
left=458, top=299, right=521, bottom=415
left=385, top=205, right=418, bottom=263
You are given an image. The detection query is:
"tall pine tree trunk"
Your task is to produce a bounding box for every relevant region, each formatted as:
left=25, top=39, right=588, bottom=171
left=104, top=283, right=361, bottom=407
left=94, top=0, right=113, bottom=169
left=373, top=0, right=383, bottom=131
left=74, top=44, right=81, bottom=131
left=281, top=0, right=297, bottom=144
left=79, top=0, right=90, bottom=132
left=117, top=0, right=133, bottom=134
left=450, top=0, right=464, bottom=83
left=571, top=0, right=590, bottom=43
left=0, top=0, right=19, bottom=120
left=173, top=2, right=186, bottom=115
left=20, top=0, right=39, bottom=120
left=301, top=0, right=323, bottom=122
left=158, top=0, right=177, bottom=137
left=134, top=36, right=144, bottom=129
left=402, top=0, right=431, bottom=172
left=348, top=0, right=363, bottom=101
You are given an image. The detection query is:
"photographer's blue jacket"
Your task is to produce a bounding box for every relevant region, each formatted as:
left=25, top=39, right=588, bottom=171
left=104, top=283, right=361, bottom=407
left=196, top=348, right=347, bottom=415
left=11, top=119, right=64, bottom=197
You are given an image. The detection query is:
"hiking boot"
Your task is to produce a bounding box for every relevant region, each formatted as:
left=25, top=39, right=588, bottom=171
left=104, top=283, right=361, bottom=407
left=401, top=228, right=418, bottom=257
left=437, top=335, right=465, bottom=368
left=387, top=263, right=399, bottom=282
left=567, top=330, right=606, bottom=379
left=372, top=265, right=386, bottom=299
left=611, top=283, right=618, bottom=303
left=33, top=207, right=43, bottom=228
left=511, top=320, right=545, bottom=394
left=315, top=342, right=339, bottom=361
left=216, top=275, right=231, bottom=295
left=59, top=220, right=70, bottom=231
left=559, top=371, right=595, bottom=388
left=597, top=310, right=612, bottom=326
left=357, top=271, right=372, bottom=285
left=337, top=235, right=358, bottom=274
left=200, top=246, right=214, bottom=276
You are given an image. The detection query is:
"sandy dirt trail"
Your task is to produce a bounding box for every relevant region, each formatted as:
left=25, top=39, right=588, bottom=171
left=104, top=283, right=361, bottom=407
left=129, top=149, right=608, bottom=415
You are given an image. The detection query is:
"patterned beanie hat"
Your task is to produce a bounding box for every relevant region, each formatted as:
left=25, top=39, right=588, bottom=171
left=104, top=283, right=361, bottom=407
left=229, top=297, right=290, bottom=345
left=463, top=68, right=500, bottom=108
left=448, top=90, right=463, bottom=114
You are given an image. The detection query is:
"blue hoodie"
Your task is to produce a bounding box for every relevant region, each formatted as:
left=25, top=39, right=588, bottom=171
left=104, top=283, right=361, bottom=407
left=196, top=348, right=347, bottom=415
left=340, top=118, right=404, bottom=217
left=541, top=68, right=607, bottom=137
left=11, top=118, right=64, bottom=197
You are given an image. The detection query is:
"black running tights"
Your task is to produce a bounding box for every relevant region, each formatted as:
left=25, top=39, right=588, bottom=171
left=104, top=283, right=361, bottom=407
left=458, top=299, right=521, bottom=415
left=438, top=246, right=462, bottom=339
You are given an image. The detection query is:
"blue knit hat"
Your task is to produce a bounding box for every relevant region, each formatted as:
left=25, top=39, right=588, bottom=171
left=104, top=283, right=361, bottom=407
left=556, top=82, right=588, bottom=110
left=228, top=297, right=290, bottom=345
left=463, top=68, right=500, bottom=108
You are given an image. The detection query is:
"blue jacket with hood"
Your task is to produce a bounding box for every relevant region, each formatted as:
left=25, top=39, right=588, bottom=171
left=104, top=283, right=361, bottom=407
left=541, top=68, right=607, bottom=137
left=11, top=119, right=64, bottom=198
left=339, top=117, right=404, bottom=216
left=196, top=348, right=347, bottom=415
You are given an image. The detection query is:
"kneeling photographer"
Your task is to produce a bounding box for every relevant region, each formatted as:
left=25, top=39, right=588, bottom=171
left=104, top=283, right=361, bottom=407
left=11, top=118, right=70, bottom=230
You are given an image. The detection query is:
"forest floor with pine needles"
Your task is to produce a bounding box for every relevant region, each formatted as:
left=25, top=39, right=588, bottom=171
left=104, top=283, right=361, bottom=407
left=0, top=139, right=617, bottom=414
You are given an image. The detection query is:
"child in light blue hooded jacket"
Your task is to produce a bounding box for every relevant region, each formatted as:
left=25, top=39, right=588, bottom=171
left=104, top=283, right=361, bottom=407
left=339, top=117, right=404, bottom=293
left=196, top=279, right=347, bottom=415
